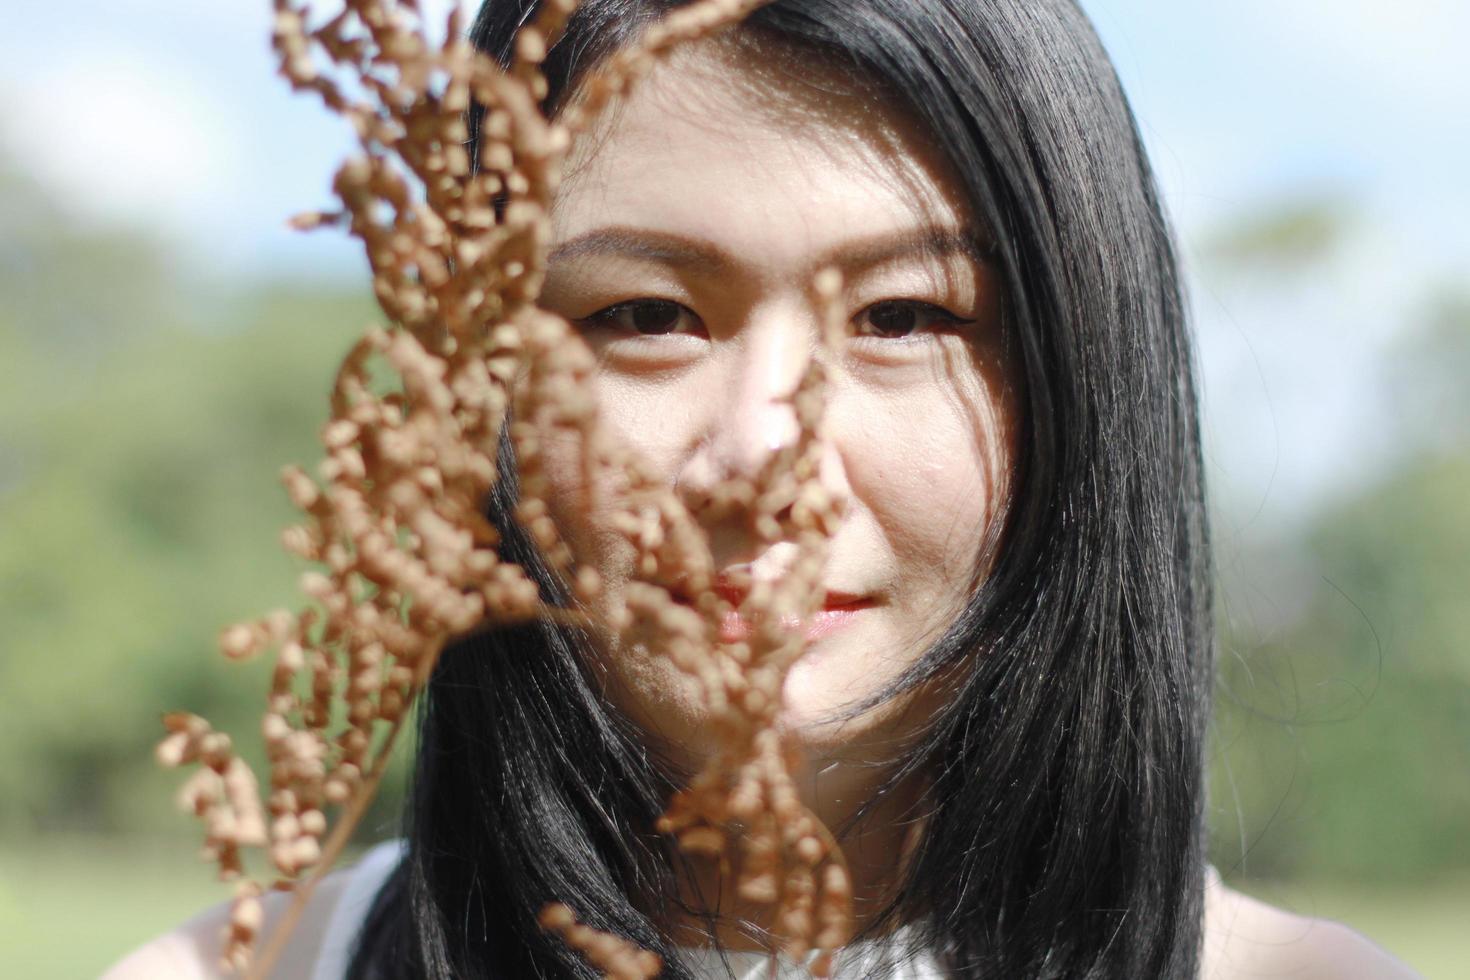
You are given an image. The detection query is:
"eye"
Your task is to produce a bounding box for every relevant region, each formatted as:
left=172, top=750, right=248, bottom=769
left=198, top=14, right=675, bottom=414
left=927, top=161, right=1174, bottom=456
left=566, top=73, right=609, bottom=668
left=578, top=299, right=703, bottom=336
left=854, top=300, right=974, bottom=339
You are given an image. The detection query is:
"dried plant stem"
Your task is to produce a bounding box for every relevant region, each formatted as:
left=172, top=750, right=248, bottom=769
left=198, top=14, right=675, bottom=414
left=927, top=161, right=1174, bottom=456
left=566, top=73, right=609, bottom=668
left=244, top=634, right=443, bottom=980
left=158, top=2, right=876, bottom=976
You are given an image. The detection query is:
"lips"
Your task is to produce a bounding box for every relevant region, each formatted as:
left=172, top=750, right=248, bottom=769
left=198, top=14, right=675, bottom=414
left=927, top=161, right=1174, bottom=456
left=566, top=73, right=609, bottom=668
left=666, top=575, right=872, bottom=644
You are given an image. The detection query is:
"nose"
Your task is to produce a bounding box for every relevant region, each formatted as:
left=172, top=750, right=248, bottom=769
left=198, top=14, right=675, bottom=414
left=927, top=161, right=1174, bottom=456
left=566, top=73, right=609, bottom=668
left=675, top=310, right=812, bottom=514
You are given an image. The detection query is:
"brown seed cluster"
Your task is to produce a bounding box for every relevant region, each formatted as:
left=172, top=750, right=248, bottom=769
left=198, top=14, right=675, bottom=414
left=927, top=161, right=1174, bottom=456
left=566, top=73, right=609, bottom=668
left=649, top=269, right=854, bottom=973
left=160, top=2, right=858, bottom=977
left=539, top=903, right=664, bottom=980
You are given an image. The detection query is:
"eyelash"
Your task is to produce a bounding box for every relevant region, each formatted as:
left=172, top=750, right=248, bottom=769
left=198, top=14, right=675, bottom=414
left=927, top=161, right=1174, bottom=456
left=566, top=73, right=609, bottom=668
left=577, top=299, right=701, bottom=337
left=575, top=298, right=974, bottom=339
left=853, top=300, right=976, bottom=340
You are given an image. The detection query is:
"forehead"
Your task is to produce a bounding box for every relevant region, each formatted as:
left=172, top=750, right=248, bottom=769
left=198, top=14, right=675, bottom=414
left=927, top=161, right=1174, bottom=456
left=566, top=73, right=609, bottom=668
left=550, top=39, right=973, bottom=264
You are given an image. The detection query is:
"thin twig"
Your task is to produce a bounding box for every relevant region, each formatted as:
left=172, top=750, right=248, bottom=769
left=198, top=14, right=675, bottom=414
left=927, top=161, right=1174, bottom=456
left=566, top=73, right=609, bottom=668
left=244, top=637, right=443, bottom=980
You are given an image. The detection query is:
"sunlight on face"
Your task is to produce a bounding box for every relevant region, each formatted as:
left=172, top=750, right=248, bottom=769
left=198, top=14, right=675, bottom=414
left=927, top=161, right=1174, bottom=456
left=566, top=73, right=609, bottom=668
left=538, top=39, right=1019, bottom=768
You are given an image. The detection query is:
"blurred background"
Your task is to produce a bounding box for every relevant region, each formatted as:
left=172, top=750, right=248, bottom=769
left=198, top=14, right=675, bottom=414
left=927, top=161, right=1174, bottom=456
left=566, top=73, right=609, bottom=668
left=1, top=1, right=1466, bottom=976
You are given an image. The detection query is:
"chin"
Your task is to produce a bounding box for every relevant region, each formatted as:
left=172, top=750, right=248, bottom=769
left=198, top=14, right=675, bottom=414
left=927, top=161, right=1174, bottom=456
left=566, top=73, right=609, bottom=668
left=776, top=665, right=887, bottom=760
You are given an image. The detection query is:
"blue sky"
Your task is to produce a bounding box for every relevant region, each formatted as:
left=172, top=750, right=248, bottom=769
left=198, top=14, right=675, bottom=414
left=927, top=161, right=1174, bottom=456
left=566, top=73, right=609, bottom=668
left=3, top=0, right=1467, bottom=522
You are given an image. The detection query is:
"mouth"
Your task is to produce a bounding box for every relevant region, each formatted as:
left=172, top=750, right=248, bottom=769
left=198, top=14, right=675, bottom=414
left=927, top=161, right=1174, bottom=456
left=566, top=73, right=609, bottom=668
left=666, top=577, right=873, bottom=644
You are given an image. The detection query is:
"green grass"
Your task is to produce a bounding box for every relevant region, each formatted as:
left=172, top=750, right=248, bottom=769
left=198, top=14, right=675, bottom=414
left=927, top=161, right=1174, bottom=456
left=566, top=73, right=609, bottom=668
left=1, top=835, right=235, bottom=979
left=2, top=835, right=1465, bottom=979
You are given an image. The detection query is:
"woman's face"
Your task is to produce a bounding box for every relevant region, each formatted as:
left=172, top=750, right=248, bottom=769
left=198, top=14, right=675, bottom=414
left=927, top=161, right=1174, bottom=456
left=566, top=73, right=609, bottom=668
left=538, top=41, right=1018, bottom=766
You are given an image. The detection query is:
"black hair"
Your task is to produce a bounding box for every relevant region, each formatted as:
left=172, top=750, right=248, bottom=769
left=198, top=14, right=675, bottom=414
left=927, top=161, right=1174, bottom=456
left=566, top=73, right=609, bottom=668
left=350, top=1, right=1212, bottom=977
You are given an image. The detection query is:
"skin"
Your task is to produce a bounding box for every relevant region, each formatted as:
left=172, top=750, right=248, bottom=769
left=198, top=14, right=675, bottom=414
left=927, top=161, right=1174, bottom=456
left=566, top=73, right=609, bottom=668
left=105, top=38, right=1420, bottom=980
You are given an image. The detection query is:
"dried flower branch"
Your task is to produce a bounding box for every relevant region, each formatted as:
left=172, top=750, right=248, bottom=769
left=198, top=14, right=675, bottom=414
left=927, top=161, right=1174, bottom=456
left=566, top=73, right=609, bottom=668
left=540, top=903, right=664, bottom=980
left=650, top=268, right=854, bottom=974
left=161, top=2, right=863, bottom=977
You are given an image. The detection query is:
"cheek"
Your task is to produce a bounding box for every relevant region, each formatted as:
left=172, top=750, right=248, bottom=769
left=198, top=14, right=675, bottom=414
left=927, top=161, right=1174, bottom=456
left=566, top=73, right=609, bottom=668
left=534, top=379, right=716, bottom=761
left=837, top=368, right=1016, bottom=594
left=537, top=374, right=688, bottom=557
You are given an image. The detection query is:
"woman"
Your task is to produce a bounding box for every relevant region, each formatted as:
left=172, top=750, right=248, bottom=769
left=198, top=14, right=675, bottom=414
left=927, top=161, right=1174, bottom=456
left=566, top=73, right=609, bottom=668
left=110, top=0, right=1418, bottom=977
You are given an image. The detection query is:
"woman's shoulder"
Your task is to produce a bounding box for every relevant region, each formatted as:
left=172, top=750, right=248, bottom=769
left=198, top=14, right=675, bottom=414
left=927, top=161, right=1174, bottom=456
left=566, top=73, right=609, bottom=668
left=101, top=872, right=351, bottom=979
left=102, top=841, right=403, bottom=980
left=109, top=850, right=1419, bottom=979
left=1202, top=869, right=1422, bottom=980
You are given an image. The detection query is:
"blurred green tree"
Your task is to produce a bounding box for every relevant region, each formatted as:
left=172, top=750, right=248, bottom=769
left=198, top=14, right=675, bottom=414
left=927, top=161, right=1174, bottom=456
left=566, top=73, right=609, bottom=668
left=1205, top=194, right=1470, bottom=880
left=0, top=144, right=382, bottom=835
left=1211, top=445, right=1470, bottom=879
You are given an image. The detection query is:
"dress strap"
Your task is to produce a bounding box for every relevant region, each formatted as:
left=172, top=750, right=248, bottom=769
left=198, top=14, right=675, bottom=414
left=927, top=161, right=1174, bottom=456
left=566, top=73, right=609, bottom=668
left=311, top=839, right=406, bottom=980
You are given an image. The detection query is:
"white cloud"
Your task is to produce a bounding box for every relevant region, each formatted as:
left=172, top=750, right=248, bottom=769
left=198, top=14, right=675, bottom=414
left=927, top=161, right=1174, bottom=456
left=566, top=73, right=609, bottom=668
left=5, top=45, right=243, bottom=236
left=1268, top=0, right=1470, bottom=104
left=119, top=0, right=469, bottom=34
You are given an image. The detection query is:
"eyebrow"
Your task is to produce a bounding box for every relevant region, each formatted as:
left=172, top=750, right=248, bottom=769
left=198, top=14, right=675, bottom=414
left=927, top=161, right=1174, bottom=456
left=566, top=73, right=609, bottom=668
left=547, top=225, right=990, bottom=276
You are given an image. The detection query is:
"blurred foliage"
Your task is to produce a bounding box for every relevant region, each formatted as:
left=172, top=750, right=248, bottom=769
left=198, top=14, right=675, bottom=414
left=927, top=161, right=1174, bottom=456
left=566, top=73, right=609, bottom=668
left=1386, top=289, right=1470, bottom=452
left=1200, top=188, right=1360, bottom=285
left=2, top=147, right=1467, bottom=886
left=1210, top=444, right=1470, bottom=879
left=1205, top=194, right=1470, bottom=880
left=0, top=151, right=404, bottom=840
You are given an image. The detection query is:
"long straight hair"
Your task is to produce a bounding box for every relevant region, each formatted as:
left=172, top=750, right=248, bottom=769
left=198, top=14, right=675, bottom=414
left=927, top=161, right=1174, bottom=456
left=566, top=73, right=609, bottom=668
left=351, top=1, right=1213, bottom=977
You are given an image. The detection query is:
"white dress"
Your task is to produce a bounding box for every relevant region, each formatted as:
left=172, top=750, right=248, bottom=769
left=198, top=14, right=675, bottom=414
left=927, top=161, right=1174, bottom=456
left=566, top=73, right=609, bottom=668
left=310, top=840, right=945, bottom=979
